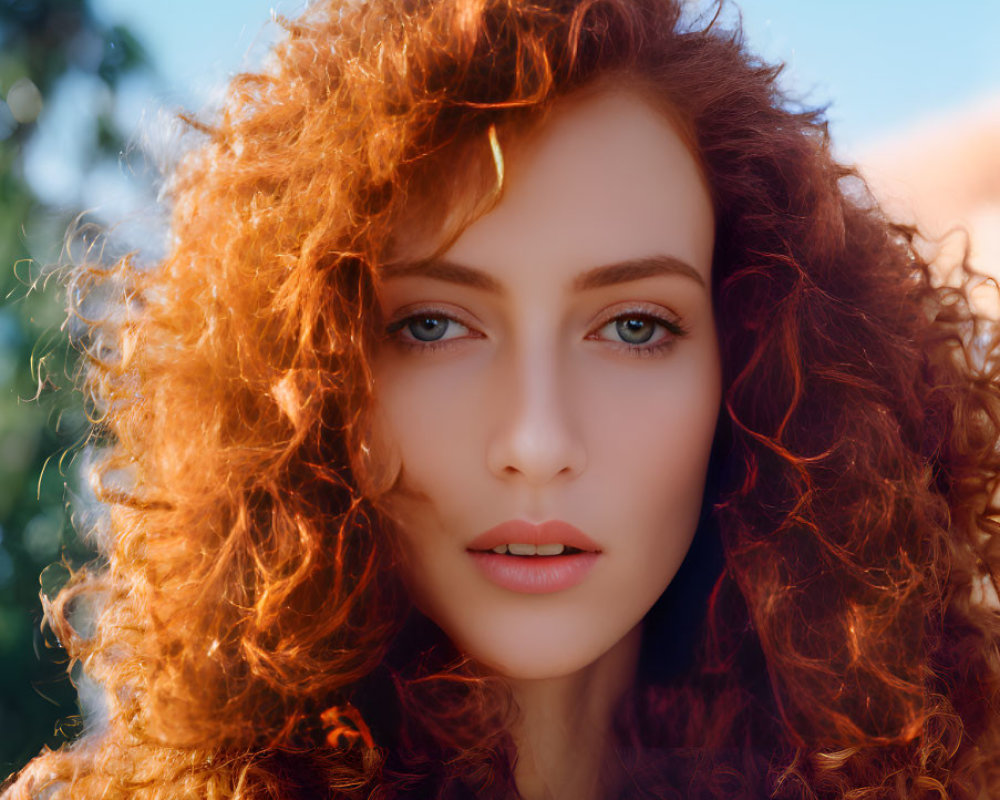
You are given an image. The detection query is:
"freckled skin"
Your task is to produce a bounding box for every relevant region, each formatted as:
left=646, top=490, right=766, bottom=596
left=372, top=87, right=720, bottom=681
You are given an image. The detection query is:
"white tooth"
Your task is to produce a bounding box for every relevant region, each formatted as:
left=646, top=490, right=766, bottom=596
left=507, top=542, right=537, bottom=556
left=536, top=543, right=565, bottom=556
left=491, top=544, right=508, bottom=554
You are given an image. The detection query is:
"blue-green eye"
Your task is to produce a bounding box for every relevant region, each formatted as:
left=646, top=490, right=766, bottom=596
left=386, top=313, right=471, bottom=346
left=615, top=317, right=657, bottom=344
left=406, top=316, right=450, bottom=342
left=593, top=311, right=688, bottom=355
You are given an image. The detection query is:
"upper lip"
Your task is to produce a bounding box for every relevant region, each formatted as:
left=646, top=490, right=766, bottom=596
left=467, top=520, right=602, bottom=553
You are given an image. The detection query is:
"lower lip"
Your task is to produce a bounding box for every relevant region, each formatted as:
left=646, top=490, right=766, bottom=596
left=467, top=551, right=600, bottom=594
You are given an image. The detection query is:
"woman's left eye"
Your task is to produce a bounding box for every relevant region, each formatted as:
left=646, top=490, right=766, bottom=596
left=591, top=310, right=688, bottom=358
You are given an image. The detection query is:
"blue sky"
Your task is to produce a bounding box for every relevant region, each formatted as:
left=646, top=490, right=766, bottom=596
left=87, top=0, right=1000, bottom=158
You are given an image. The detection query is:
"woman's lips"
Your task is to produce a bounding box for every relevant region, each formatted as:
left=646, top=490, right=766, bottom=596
left=466, top=519, right=601, bottom=594
left=466, top=519, right=602, bottom=553
left=468, top=551, right=600, bottom=594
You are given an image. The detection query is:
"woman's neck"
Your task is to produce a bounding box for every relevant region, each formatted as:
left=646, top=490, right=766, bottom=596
left=505, top=622, right=643, bottom=800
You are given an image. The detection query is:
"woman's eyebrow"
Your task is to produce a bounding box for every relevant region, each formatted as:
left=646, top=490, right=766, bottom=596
left=574, top=255, right=706, bottom=291
left=379, top=254, right=706, bottom=294
left=380, top=258, right=505, bottom=293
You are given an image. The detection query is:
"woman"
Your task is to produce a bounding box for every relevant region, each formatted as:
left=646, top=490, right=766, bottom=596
left=6, top=0, right=1000, bottom=797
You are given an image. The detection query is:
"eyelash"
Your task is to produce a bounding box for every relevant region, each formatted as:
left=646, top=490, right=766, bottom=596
left=384, top=305, right=689, bottom=359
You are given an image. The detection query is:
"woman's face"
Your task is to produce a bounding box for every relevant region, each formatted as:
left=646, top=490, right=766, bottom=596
left=371, top=87, right=720, bottom=680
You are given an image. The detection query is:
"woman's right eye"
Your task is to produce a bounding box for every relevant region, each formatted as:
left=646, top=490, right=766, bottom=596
left=385, top=312, right=473, bottom=351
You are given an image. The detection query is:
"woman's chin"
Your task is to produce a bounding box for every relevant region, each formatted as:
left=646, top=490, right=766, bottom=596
left=450, top=620, right=645, bottom=684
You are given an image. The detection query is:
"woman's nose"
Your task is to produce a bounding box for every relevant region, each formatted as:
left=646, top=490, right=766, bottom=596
left=485, top=345, right=587, bottom=486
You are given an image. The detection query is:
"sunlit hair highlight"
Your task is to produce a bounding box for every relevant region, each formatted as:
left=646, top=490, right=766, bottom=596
left=5, top=0, right=1000, bottom=798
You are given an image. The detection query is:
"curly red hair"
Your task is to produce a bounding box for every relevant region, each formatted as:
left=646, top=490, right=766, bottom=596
left=5, top=0, right=1000, bottom=797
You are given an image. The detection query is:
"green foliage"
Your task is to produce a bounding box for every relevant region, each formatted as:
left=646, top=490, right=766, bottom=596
left=0, top=0, right=150, bottom=779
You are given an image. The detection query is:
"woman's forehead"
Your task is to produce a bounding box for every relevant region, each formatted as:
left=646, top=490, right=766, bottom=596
left=384, top=86, right=714, bottom=291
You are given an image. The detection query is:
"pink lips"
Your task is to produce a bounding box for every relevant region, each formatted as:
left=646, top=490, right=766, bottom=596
left=466, top=520, right=601, bottom=594
left=467, top=519, right=602, bottom=553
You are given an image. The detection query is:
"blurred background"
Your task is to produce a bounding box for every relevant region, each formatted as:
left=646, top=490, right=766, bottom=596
left=1, top=0, right=998, bottom=779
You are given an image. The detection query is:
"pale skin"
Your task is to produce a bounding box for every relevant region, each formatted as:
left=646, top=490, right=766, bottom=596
left=370, top=87, right=720, bottom=799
